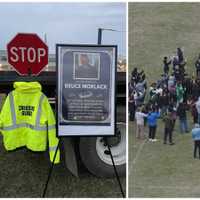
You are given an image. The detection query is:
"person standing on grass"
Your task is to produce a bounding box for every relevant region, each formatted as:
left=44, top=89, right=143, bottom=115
left=128, top=80, right=135, bottom=121
left=163, top=110, right=175, bottom=145
left=192, top=124, right=200, bottom=159
left=192, top=78, right=200, bottom=100
left=147, top=106, right=160, bottom=142
left=159, top=89, right=170, bottom=117
left=177, top=47, right=186, bottom=67
left=188, top=96, right=198, bottom=124
left=135, top=107, right=148, bottom=139
left=129, top=92, right=135, bottom=121
left=177, top=102, right=189, bottom=134
left=168, top=74, right=176, bottom=102
left=163, top=56, right=171, bottom=74
left=168, top=100, right=177, bottom=130
left=195, top=96, right=200, bottom=124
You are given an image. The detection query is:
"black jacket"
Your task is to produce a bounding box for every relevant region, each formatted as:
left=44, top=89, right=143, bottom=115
left=163, top=59, right=171, bottom=71
left=177, top=104, right=187, bottom=119
left=163, top=114, right=174, bottom=131
left=195, top=59, right=200, bottom=70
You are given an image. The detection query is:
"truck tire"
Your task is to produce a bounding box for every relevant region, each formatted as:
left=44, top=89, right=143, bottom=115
left=79, top=122, right=126, bottom=178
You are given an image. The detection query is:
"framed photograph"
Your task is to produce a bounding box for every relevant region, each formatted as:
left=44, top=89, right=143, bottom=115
left=56, top=44, right=117, bottom=136
left=73, top=52, right=100, bottom=80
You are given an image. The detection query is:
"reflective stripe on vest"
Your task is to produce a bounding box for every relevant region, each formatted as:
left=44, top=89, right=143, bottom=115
left=0, top=92, right=56, bottom=131
left=36, top=94, right=45, bottom=126
left=9, top=92, right=16, bottom=124
left=1, top=123, right=46, bottom=131
left=49, top=146, right=58, bottom=152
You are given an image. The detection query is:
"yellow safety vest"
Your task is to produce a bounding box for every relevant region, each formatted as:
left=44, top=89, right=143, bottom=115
left=0, top=82, right=60, bottom=164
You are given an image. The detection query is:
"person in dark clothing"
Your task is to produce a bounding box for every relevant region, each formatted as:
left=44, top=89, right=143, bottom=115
left=131, top=68, right=138, bottom=82
left=177, top=102, right=189, bottom=133
left=177, top=47, right=184, bottom=64
left=183, top=78, right=193, bottom=101
left=163, top=56, right=171, bottom=74
left=132, top=68, right=138, bottom=77
left=159, top=90, right=170, bottom=117
left=174, top=66, right=182, bottom=81
left=188, top=96, right=198, bottom=124
left=129, top=80, right=135, bottom=121
left=131, top=68, right=143, bottom=84
left=195, top=54, right=200, bottom=77
left=194, top=140, right=200, bottom=159
left=192, top=101, right=198, bottom=124
left=169, top=101, right=177, bottom=130
left=192, top=78, right=200, bottom=100
left=131, top=69, right=136, bottom=84
left=129, top=91, right=135, bottom=121
left=142, top=104, right=148, bottom=126
left=163, top=111, right=175, bottom=145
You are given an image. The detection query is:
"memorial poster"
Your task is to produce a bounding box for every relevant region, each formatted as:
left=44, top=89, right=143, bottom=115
left=57, top=45, right=116, bottom=136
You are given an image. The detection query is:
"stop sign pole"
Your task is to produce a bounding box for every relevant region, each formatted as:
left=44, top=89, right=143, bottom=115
left=7, top=33, right=48, bottom=76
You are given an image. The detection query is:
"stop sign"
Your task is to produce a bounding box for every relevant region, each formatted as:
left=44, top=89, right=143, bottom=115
left=7, top=33, right=48, bottom=76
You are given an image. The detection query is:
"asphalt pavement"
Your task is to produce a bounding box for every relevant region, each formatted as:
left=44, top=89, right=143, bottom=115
left=0, top=135, right=125, bottom=198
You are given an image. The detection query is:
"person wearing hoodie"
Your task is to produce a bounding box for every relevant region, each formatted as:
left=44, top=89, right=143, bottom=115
left=195, top=96, right=200, bottom=124
left=158, top=89, right=170, bottom=117
left=192, top=124, right=200, bottom=159
left=163, top=110, right=175, bottom=145
left=147, top=107, right=160, bottom=142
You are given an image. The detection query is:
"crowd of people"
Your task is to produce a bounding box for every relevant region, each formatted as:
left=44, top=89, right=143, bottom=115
left=129, top=47, right=200, bottom=157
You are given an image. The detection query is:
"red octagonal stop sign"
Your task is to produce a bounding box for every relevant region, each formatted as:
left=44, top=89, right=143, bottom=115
left=7, top=33, right=48, bottom=76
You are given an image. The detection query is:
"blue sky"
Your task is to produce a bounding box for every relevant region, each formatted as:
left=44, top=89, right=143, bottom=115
left=0, top=3, right=126, bottom=56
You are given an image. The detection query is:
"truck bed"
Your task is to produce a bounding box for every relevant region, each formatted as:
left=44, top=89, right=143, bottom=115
left=0, top=71, right=126, bottom=100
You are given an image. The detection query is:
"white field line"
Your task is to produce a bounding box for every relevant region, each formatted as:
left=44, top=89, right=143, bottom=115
left=133, top=185, right=193, bottom=190
left=129, top=139, right=146, bottom=175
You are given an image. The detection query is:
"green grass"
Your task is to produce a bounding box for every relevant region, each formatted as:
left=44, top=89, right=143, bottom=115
left=129, top=116, right=200, bottom=197
left=129, top=3, right=200, bottom=81
left=129, top=3, right=200, bottom=197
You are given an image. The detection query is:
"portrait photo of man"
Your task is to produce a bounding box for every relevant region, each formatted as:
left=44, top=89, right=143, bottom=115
left=74, top=52, right=100, bottom=80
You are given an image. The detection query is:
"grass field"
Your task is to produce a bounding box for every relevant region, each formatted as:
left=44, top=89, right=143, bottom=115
left=129, top=3, right=200, bottom=197
left=129, top=3, right=200, bottom=80
left=128, top=116, right=200, bottom=197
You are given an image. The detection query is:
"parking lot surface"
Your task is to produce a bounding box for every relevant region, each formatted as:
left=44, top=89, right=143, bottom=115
left=0, top=135, right=125, bottom=198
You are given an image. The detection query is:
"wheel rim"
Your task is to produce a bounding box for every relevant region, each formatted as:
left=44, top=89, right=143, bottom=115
left=96, top=122, right=126, bottom=166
